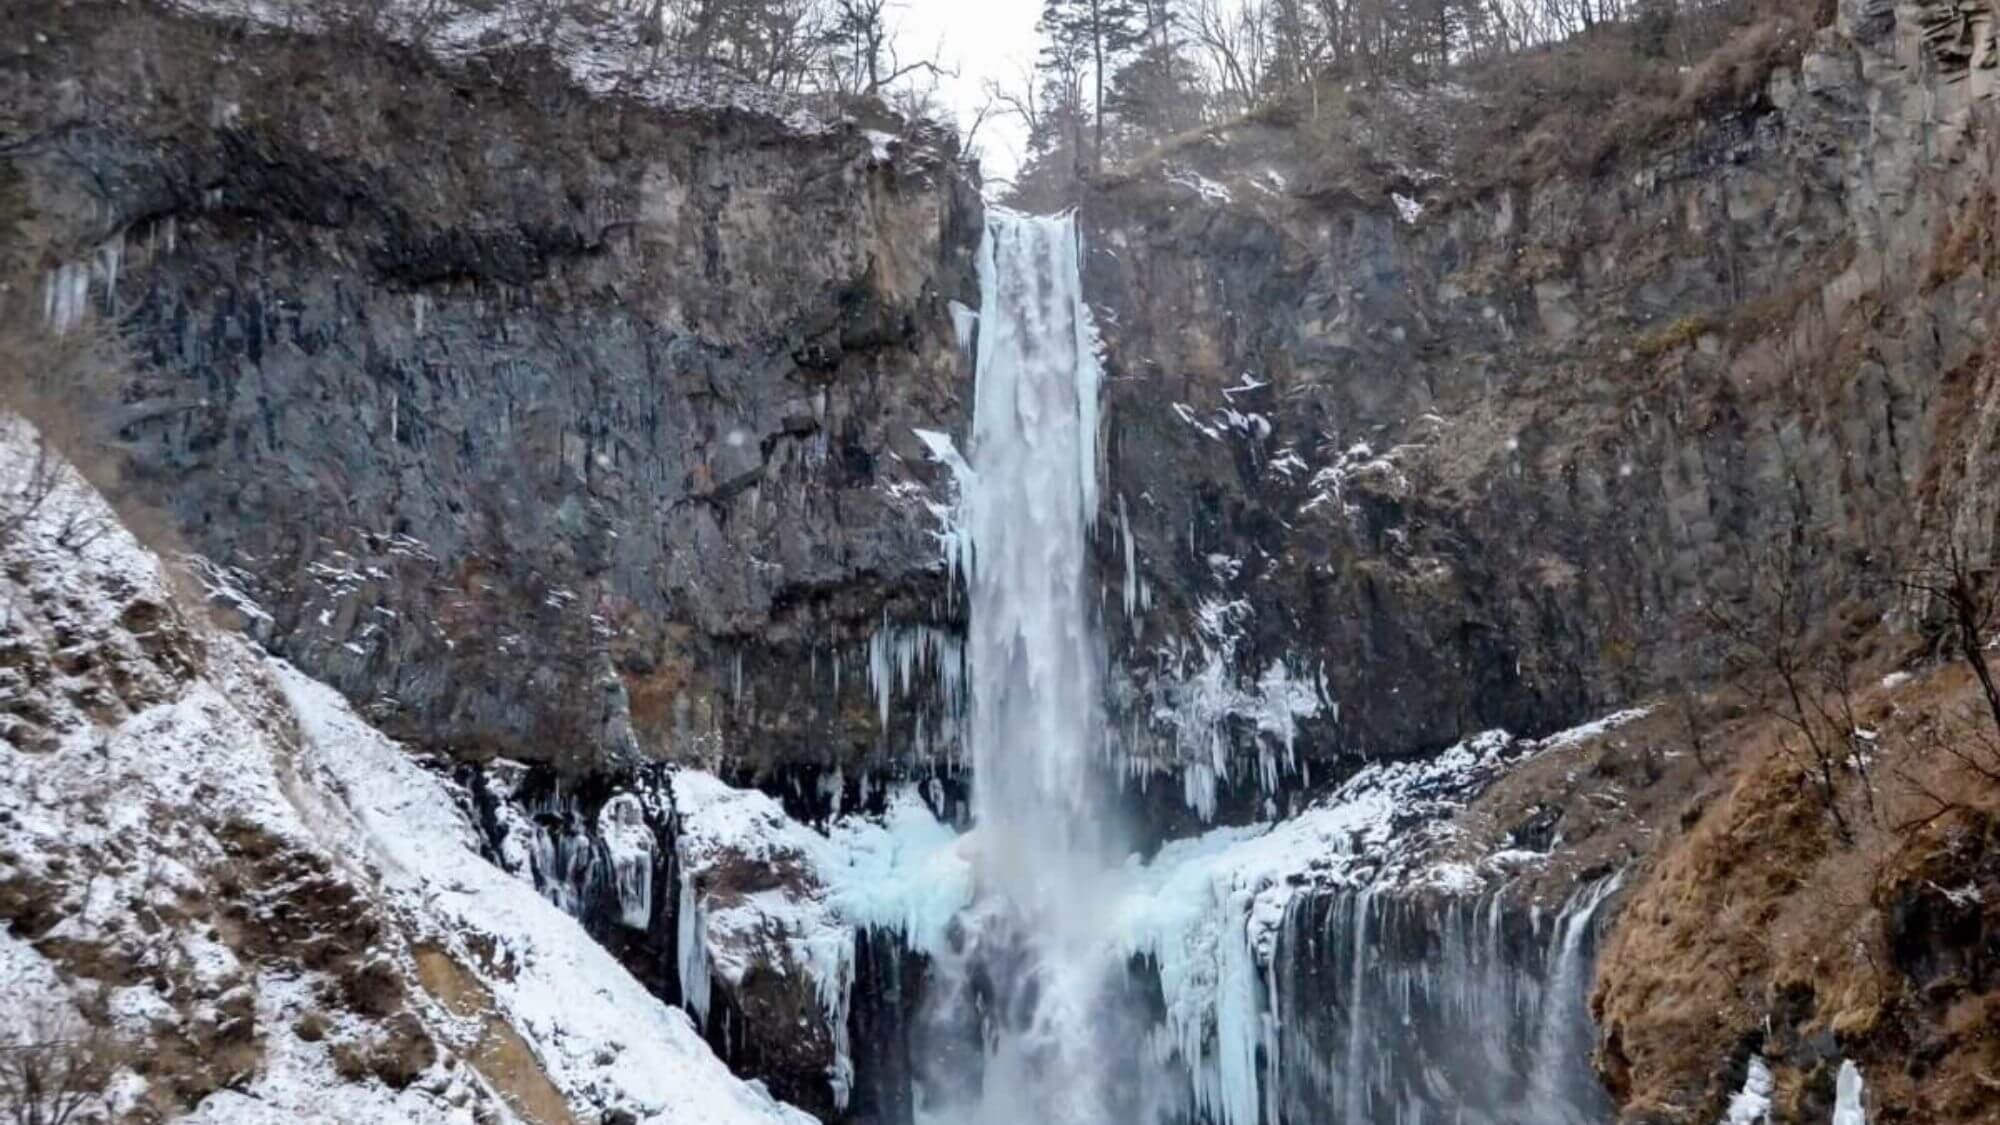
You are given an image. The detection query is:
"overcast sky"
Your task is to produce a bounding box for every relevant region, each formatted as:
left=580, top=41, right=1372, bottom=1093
left=891, top=0, right=1043, bottom=183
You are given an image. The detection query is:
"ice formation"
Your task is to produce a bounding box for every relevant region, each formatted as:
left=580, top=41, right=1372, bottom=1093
left=1832, top=1060, right=1868, bottom=1125
left=1718, top=1057, right=1868, bottom=1125
left=599, top=793, right=657, bottom=930
left=330, top=203, right=1650, bottom=1123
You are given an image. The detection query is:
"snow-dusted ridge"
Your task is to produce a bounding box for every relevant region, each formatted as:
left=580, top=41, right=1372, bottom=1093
left=169, top=0, right=833, bottom=133
left=282, top=666, right=816, bottom=1125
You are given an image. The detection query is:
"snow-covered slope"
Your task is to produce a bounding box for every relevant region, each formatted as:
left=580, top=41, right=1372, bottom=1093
left=279, top=664, right=813, bottom=1125
left=0, top=415, right=812, bottom=1124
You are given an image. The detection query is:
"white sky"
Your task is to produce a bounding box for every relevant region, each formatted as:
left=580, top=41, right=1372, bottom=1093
left=891, top=0, right=1044, bottom=183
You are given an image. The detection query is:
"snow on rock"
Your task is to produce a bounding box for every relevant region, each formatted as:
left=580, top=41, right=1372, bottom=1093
left=1111, top=709, right=1649, bottom=1123
left=1166, top=167, right=1236, bottom=205
left=1139, top=589, right=1330, bottom=820
left=1537, top=706, right=1653, bottom=750
left=1720, top=1056, right=1776, bottom=1123
left=0, top=929, right=77, bottom=1039
left=280, top=666, right=818, bottom=1125
left=0, top=416, right=493, bottom=1122
left=670, top=770, right=849, bottom=989
left=1301, top=441, right=1415, bottom=519
left=668, top=769, right=971, bottom=1111
left=0, top=414, right=813, bottom=1124
left=171, top=0, right=833, bottom=133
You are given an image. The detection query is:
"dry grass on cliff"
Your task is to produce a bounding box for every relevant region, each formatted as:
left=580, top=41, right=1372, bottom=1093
left=1431, top=704, right=1721, bottom=902
left=1491, top=0, right=1828, bottom=186
left=1113, top=0, right=1836, bottom=214
left=1592, top=660, right=2000, bottom=1124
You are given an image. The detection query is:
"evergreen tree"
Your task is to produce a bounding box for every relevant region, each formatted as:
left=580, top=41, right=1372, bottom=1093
left=1104, top=3, right=1206, bottom=143
left=1037, top=0, right=1147, bottom=174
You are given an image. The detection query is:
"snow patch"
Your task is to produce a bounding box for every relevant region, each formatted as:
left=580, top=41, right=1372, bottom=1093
left=1720, top=1056, right=1775, bottom=1124
left=1166, top=167, right=1235, bottom=205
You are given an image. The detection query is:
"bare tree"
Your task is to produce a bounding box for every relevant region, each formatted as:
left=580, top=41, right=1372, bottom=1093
left=1704, top=538, right=1866, bottom=844
left=0, top=1014, right=115, bottom=1125
left=0, top=431, right=63, bottom=550
left=1185, top=0, right=1266, bottom=113
left=1901, top=534, right=2000, bottom=743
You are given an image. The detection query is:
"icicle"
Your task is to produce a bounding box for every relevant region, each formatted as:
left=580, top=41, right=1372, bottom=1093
left=598, top=794, right=655, bottom=930
left=1832, top=1061, right=1867, bottom=1125
left=98, top=234, right=122, bottom=312
left=1119, top=493, right=1139, bottom=622
left=677, top=871, right=711, bottom=1026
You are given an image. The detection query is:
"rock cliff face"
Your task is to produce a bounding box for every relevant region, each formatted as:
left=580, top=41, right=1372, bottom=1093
left=3, top=0, right=981, bottom=779
left=1081, top=0, right=2000, bottom=827
left=20, top=0, right=1992, bottom=826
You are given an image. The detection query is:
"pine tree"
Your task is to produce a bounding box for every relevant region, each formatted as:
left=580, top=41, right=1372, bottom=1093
left=1104, top=3, right=1205, bottom=143
left=1038, top=0, right=1147, bottom=174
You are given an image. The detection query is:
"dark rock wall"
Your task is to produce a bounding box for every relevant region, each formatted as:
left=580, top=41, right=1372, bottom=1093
left=1083, top=0, right=2000, bottom=819
left=2, top=0, right=981, bottom=778
left=18, top=0, right=1994, bottom=827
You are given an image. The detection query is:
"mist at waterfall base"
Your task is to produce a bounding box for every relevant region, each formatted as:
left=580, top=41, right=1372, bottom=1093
left=910, top=208, right=1166, bottom=1124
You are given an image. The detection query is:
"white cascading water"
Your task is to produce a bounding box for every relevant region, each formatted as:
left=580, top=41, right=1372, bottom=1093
left=916, top=209, right=1634, bottom=1125
left=920, top=208, right=1131, bottom=1123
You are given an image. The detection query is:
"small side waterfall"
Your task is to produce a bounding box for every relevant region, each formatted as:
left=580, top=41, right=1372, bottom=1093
left=1272, top=876, right=1623, bottom=1125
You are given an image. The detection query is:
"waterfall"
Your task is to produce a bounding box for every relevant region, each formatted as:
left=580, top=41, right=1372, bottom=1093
left=915, top=207, right=1128, bottom=1124
left=964, top=207, right=1105, bottom=848
left=906, top=209, right=1625, bottom=1125
left=1273, top=876, right=1622, bottom=1124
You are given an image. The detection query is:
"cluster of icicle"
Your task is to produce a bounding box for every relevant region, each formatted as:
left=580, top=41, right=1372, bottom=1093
left=483, top=774, right=659, bottom=933
left=1723, top=1057, right=1869, bottom=1124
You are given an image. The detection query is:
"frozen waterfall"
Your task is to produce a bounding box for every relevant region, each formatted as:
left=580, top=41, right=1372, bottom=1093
left=470, top=209, right=1636, bottom=1125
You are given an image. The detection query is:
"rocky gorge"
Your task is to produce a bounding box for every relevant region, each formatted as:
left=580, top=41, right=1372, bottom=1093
left=4, top=0, right=2000, bottom=1121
